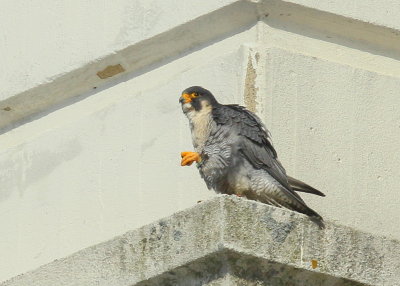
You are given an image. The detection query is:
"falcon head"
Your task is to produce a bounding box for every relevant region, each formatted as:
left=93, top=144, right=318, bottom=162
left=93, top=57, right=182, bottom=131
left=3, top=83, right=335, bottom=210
left=179, top=86, right=219, bottom=114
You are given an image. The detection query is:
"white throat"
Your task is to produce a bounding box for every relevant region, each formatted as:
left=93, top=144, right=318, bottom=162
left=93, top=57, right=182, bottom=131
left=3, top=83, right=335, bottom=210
left=183, top=101, right=213, bottom=152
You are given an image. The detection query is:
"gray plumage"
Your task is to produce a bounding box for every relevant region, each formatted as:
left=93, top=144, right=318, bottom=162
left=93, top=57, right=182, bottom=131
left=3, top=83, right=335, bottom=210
left=180, top=86, right=324, bottom=227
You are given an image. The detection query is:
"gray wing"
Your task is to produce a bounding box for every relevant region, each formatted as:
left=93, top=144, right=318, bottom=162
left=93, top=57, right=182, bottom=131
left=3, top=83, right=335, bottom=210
left=212, top=104, right=293, bottom=193
left=212, top=104, right=324, bottom=226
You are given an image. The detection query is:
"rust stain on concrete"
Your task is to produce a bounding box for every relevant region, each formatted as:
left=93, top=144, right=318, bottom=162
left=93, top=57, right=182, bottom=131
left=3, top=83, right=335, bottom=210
left=97, top=64, right=125, bottom=79
left=311, top=259, right=318, bottom=269
left=244, top=53, right=259, bottom=113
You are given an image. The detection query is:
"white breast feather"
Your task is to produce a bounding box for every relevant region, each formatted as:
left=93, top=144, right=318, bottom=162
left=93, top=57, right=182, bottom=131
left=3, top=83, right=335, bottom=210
left=185, top=102, right=213, bottom=152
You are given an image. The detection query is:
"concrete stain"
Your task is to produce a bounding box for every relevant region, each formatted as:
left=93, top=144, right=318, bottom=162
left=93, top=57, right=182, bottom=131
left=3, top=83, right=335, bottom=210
left=96, top=64, right=125, bottom=79
left=22, top=139, right=82, bottom=194
left=0, top=150, right=22, bottom=202
left=0, top=139, right=82, bottom=199
left=141, top=137, right=157, bottom=155
left=244, top=53, right=258, bottom=113
left=259, top=211, right=297, bottom=243
left=173, top=230, right=182, bottom=241
left=311, top=259, right=318, bottom=269
left=118, top=237, right=129, bottom=272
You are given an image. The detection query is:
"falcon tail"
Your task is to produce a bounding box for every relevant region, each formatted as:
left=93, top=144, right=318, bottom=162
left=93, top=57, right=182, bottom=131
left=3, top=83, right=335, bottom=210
left=288, top=176, right=325, bottom=197
left=304, top=207, right=325, bottom=229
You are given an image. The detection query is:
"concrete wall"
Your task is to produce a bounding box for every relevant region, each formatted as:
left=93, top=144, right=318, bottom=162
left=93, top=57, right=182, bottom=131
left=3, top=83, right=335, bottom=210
left=1, top=0, right=400, bottom=282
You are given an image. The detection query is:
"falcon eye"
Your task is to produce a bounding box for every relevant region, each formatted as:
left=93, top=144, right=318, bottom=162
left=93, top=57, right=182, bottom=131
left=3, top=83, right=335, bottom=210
left=192, top=92, right=199, bottom=97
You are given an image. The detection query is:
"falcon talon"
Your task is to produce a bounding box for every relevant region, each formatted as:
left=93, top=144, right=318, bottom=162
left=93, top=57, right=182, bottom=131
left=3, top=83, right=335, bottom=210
left=179, top=86, right=325, bottom=228
left=180, top=151, right=201, bottom=166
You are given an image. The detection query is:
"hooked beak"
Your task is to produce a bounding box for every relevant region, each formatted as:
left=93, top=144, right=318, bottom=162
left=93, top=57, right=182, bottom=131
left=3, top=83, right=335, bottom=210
left=179, top=93, right=193, bottom=104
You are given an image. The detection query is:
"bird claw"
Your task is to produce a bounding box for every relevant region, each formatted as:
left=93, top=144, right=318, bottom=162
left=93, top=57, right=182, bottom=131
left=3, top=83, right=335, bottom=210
left=181, top=151, right=201, bottom=166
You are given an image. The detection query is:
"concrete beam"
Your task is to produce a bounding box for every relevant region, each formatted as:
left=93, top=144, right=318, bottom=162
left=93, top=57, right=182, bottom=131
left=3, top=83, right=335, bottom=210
left=2, top=195, right=399, bottom=286
left=0, top=0, right=257, bottom=133
left=2, top=0, right=400, bottom=133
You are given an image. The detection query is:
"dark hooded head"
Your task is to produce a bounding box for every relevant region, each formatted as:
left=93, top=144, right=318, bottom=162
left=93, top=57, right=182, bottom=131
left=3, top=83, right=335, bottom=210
left=179, top=86, right=219, bottom=113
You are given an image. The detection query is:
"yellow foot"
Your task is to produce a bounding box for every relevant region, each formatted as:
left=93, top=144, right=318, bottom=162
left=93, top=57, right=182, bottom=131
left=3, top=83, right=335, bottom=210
left=181, top=151, right=201, bottom=166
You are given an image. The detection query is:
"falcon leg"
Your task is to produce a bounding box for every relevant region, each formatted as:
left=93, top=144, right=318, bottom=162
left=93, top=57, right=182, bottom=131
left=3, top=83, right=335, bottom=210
left=181, top=151, right=201, bottom=166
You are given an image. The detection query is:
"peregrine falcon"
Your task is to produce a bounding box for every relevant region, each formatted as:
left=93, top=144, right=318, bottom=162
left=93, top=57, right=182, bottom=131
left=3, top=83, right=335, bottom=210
left=179, top=86, right=325, bottom=228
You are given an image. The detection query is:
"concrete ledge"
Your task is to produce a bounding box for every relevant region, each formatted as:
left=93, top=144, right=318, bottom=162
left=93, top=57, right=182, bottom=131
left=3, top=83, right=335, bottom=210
left=2, top=195, right=399, bottom=286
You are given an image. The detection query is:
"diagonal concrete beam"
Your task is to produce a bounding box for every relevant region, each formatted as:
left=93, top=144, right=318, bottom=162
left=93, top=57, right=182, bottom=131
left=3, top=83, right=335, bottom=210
left=2, top=195, right=399, bottom=286
left=3, top=0, right=400, bottom=134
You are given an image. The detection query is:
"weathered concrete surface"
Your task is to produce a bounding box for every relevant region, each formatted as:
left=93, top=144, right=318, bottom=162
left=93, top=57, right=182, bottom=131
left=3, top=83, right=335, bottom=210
left=2, top=195, right=399, bottom=286
left=2, top=0, right=400, bottom=282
